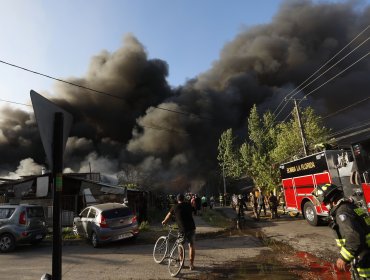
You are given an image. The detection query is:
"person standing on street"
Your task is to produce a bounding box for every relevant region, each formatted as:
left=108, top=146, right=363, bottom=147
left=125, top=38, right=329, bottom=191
left=162, top=193, right=196, bottom=270
left=219, top=193, right=224, bottom=207
left=268, top=191, right=279, bottom=219
left=191, top=195, right=197, bottom=215
left=209, top=196, right=215, bottom=209
left=249, top=192, right=259, bottom=220
left=236, top=194, right=247, bottom=219
left=257, top=191, right=267, bottom=217
left=313, top=184, right=370, bottom=279
left=278, top=188, right=287, bottom=215
left=201, top=195, right=208, bottom=212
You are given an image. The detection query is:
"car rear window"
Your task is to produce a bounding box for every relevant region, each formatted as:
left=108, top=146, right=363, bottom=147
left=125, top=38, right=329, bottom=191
left=103, top=207, right=131, bottom=219
left=0, top=208, right=15, bottom=219
left=26, top=207, right=44, bottom=218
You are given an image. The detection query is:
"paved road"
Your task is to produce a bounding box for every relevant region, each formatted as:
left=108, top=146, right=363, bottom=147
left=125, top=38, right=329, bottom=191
left=0, top=215, right=267, bottom=280
left=221, top=206, right=338, bottom=261
left=0, top=207, right=339, bottom=279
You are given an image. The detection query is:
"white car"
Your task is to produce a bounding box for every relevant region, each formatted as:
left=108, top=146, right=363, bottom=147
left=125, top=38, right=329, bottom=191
left=73, top=203, right=139, bottom=248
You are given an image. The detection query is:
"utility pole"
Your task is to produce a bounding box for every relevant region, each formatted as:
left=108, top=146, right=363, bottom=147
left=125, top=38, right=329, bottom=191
left=293, top=99, right=308, bottom=156
left=222, top=163, right=227, bottom=196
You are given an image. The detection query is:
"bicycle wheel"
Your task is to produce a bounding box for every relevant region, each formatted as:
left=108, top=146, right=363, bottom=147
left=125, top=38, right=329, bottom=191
left=153, top=236, right=168, bottom=264
left=168, top=243, right=185, bottom=277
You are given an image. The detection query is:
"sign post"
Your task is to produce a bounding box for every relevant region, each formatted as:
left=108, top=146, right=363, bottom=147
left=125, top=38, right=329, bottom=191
left=31, top=90, right=73, bottom=280
left=52, top=112, right=63, bottom=279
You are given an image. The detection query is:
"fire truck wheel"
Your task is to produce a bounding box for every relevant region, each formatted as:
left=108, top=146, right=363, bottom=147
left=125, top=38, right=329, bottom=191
left=303, top=202, right=318, bottom=226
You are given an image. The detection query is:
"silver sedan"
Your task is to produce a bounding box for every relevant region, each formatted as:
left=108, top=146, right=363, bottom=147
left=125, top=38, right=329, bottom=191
left=73, top=203, right=139, bottom=248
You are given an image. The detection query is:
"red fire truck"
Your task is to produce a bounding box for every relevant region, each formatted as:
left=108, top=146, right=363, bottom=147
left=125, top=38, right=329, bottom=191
left=279, top=137, right=370, bottom=226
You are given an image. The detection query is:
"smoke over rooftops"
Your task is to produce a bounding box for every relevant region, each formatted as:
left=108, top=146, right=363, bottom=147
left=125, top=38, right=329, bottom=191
left=1, top=0, right=369, bottom=189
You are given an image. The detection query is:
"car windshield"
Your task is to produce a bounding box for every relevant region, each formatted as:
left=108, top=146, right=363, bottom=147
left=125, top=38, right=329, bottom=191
left=0, top=208, right=15, bottom=219
left=103, top=207, right=131, bottom=219
left=27, top=207, right=44, bottom=218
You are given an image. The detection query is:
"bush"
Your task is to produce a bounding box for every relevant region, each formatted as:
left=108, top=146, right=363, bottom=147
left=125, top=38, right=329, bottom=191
left=62, top=227, right=80, bottom=240
left=139, top=221, right=150, bottom=231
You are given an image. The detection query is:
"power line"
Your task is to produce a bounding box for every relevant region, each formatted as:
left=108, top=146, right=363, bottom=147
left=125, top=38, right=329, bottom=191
left=272, top=24, right=370, bottom=120
left=140, top=124, right=189, bottom=135
left=0, top=59, right=211, bottom=121
left=299, top=51, right=370, bottom=104
left=0, top=98, right=189, bottom=135
left=259, top=27, right=370, bottom=142
left=322, top=96, right=370, bottom=120
left=328, top=119, right=370, bottom=138
left=329, top=127, right=370, bottom=142
left=276, top=35, right=370, bottom=121
left=0, top=99, right=31, bottom=107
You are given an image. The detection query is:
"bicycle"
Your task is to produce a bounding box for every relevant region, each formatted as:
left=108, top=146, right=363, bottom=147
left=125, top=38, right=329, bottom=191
left=153, top=225, right=177, bottom=264
left=167, top=233, right=185, bottom=277
left=153, top=225, right=185, bottom=277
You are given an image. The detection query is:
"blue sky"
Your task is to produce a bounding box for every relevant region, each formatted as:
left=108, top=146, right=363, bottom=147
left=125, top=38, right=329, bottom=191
left=0, top=0, right=358, bottom=110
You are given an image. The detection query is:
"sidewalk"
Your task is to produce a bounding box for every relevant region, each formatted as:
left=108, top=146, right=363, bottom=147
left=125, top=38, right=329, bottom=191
left=193, top=212, right=225, bottom=234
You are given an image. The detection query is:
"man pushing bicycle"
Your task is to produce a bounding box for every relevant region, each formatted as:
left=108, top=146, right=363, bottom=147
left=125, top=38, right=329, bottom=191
left=162, top=193, right=196, bottom=270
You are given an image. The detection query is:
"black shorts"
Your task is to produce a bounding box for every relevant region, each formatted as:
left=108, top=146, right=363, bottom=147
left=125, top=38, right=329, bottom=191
left=178, top=230, right=195, bottom=245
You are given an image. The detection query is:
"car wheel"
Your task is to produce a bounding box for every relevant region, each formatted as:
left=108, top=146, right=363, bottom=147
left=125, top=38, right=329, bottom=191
left=0, top=233, right=15, bottom=253
left=91, top=232, right=100, bottom=248
left=304, top=201, right=319, bottom=226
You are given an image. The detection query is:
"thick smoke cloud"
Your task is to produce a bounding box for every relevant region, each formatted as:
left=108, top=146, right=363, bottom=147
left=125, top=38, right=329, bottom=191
left=1, top=0, right=369, bottom=190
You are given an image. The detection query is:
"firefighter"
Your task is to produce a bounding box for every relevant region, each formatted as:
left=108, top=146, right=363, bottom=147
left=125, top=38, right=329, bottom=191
left=313, top=183, right=370, bottom=279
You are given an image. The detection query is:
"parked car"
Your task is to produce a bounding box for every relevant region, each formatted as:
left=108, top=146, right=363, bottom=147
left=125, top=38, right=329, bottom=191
left=0, top=204, right=47, bottom=253
left=73, top=203, right=139, bottom=248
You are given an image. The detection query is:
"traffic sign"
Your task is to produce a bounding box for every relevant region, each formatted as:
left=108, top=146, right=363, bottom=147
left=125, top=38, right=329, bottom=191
left=30, top=90, right=73, bottom=170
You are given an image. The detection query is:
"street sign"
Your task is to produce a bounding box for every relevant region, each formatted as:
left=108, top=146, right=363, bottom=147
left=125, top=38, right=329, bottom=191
left=30, top=90, right=73, bottom=170
left=30, top=90, right=74, bottom=280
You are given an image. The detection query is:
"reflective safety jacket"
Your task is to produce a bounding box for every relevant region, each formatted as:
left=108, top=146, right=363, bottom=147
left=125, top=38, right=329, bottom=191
left=330, top=199, right=370, bottom=278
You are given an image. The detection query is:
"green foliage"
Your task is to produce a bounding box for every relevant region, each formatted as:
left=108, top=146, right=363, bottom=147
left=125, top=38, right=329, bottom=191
left=124, top=183, right=138, bottom=189
left=271, top=107, right=330, bottom=163
left=217, top=104, right=330, bottom=193
left=139, top=221, right=150, bottom=231
left=217, top=128, right=242, bottom=179
left=62, top=227, right=80, bottom=240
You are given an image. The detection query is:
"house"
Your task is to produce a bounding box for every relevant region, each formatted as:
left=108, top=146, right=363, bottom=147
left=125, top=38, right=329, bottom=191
left=0, top=173, right=147, bottom=226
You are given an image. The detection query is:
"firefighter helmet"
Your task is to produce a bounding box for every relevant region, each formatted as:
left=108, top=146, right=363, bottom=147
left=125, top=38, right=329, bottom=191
left=314, top=184, right=343, bottom=204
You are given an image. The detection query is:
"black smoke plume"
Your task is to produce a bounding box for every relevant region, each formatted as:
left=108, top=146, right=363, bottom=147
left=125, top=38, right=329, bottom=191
left=1, top=0, right=369, bottom=190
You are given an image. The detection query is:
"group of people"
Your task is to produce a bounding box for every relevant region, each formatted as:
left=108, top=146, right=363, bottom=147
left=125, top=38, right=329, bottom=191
left=248, top=190, right=283, bottom=220
left=230, top=190, right=284, bottom=221
left=189, top=194, right=215, bottom=215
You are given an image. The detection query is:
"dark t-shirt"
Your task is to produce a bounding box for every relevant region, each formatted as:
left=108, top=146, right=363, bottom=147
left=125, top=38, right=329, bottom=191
left=269, top=195, right=278, bottom=207
left=170, top=202, right=196, bottom=233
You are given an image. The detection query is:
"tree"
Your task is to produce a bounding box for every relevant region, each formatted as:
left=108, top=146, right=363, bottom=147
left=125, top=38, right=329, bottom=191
left=271, top=107, right=330, bottom=164
left=217, top=129, right=241, bottom=179
left=117, top=163, right=157, bottom=190
left=243, top=105, right=279, bottom=190
left=218, top=104, right=329, bottom=193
